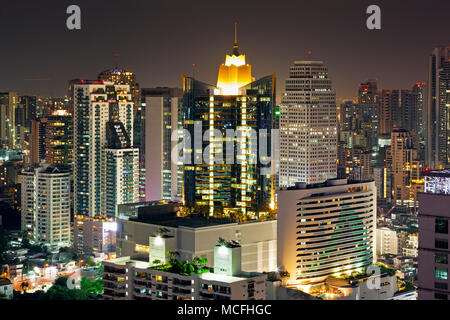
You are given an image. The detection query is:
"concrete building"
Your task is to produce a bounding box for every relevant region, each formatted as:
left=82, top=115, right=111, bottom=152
left=376, top=227, right=398, bottom=256
left=418, top=169, right=450, bottom=300
left=116, top=201, right=277, bottom=273
left=279, top=60, right=337, bottom=186
left=0, top=278, right=13, bottom=300
left=20, top=164, right=71, bottom=247
left=102, top=242, right=266, bottom=300
left=278, top=179, right=377, bottom=285
left=0, top=92, right=18, bottom=150
left=73, top=215, right=117, bottom=256
left=142, top=87, right=183, bottom=202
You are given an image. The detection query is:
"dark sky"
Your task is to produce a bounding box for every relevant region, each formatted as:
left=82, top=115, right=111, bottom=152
left=0, top=0, right=449, bottom=102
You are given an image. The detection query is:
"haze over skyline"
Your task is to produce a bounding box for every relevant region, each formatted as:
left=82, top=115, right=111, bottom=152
left=1, top=0, right=450, bottom=101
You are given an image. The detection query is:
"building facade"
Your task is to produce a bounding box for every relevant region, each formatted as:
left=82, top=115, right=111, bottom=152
left=279, top=60, right=337, bottom=186
left=278, top=179, right=377, bottom=285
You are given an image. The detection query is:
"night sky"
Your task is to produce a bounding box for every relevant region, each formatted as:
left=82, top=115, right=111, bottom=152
left=1, top=0, right=449, bottom=102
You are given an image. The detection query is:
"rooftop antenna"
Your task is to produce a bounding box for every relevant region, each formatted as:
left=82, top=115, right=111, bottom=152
left=307, top=50, right=312, bottom=60
left=233, top=22, right=239, bottom=56
left=192, top=63, right=196, bottom=78
left=113, top=53, right=120, bottom=69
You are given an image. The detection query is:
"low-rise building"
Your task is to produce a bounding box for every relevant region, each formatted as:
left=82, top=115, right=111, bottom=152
left=0, top=278, right=14, bottom=299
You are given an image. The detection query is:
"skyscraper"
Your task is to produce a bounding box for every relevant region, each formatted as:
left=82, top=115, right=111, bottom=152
left=142, top=87, right=183, bottom=202
left=181, top=25, right=276, bottom=217
left=426, top=47, right=450, bottom=169
left=279, top=60, right=337, bottom=186
left=358, top=79, right=378, bottom=104
left=73, top=80, right=136, bottom=218
left=21, top=164, right=71, bottom=246
left=418, top=169, right=450, bottom=300
left=0, top=92, right=18, bottom=150
left=45, top=110, right=74, bottom=166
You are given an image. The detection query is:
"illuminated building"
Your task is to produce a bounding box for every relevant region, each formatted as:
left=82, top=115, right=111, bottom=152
left=376, top=227, right=398, bottom=256
left=277, top=179, right=376, bottom=285
left=98, top=67, right=141, bottom=115
left=279, top=60, right=337, bottom=187
left=373, top=166, right=392, bottom=205
left=0, top=92, right=18, bottom=150
left=45, top=110, right=73, bottom=166
left=181, top=25, right=276, bottom=217
left=20, top=164, right=71, bottom=247
left=426, top=47, right=450, bottom=169
left=116, top=201, right=277, bottom=272
left=412, top=82, right=426, bottom=142
left=358, top=79, right=378, bottom=104
left=103, top=121, right=139, bottom=217
left=142, top=87, right=183, bottom=201
left=30, top=118, right=47, bottom=165
left=72, top=80, right=135, bottom=218
left=387, top=129, right=423, bottom=212
left=102, top=242, right=266, bottom=300
left=418, top=169, right=450, bottom=300
left=73, top=215, right=117, bottom=255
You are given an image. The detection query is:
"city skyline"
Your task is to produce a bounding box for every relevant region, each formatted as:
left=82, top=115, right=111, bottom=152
left=1, top=0, right=450, bottom=101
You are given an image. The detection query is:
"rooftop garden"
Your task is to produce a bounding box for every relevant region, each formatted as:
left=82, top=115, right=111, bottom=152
left=150, top=251, right=209, bottom=277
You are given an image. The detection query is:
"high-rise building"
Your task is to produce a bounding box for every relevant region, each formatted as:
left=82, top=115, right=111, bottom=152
left=30, top=118, right=47, bottom=165
left=103, top=121, right=139, bottom=217
left=181, top=26, right=276, bottom=217
left=20, top=164, right=71, bottom=247
left=412, top=82, right=427, bottom=142
left=387, top=129, right=423, bottom=211
left=418, top=169, right=450, bottom=300
left=142, top=87, right=183, bottom=202
left=426, top=47, right=450, bottom=169
left=358, top=79, right=378, bottom=105
left=279, top=60, right=337, bottom=186
left=73, top=80, right=135, bottom=218
left=98, top=67, right=141, bottom=115
left=0, top=92, right=19, bottom=150
left=277, top=179, right=377, bottom=285
left=45, top=110, right=73, bottom=166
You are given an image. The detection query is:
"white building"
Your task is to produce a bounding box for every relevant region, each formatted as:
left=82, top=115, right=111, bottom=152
left=73, top=80, right=135, bottom=218
left=279, top=60, right=337, bottom=186
left=376, top=227, right=398, bottom=256
left=278, top=179, right=377, bottom=285
left=21, top=164, right=71, bottom=247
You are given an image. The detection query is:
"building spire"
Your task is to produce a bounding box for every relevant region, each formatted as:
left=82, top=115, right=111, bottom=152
left=233, top=22, right=239, bottom=56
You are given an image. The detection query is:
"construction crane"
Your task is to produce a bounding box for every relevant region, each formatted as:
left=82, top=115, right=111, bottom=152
left=378, top=206, right=395, bottom=227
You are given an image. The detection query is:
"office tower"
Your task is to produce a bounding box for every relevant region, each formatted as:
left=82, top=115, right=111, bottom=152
left=388, top=129, right=423, bottom=211
left=379, top=89, right=418, bottom=135
left=15, top=96, right=36, bottom=148
left=427, top=47, right=450, bottom=169
left=45, top=110, right=73, bottom=166
left=102, top=242, right=266, bottom=300
left=73, top=80, right=135, bottom=218
left=358, top=79, right=378, bottom=104
left=73, top=216, right=117, bottom=255
left=98, top=67, right=141, bottom=115
left=0, top=92, right=19, bottom=150
left=338, top=146, right=372, bottom=181
left=279, top=60, right=337, bottom=187
left=418, top=169, right=450, bottom=300
left=142, top=87, right=183, bottom=202
left=278, top=179, right=376, bottom=285
left=20, top=164, right=71, bottom=246
left=103, top=121, right=139, bottom=217
left=181, top=27, right=276, bottom=217
left=30, top=118, right=47, bottom=165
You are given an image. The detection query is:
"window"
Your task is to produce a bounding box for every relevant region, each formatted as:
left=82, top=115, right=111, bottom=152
left=435, top=253, right=448, bottom=264
left=435, top=282, right=448, bottom=290
left=434, top=293, right=448, bottom=300
left=436, top=219, right=448, bottom=234
left=435, top=267, right=448, bottom=280
left=435, top=238, right=448, bottom=249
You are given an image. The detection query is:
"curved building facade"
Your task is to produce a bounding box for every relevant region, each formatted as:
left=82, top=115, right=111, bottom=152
left=278, top=179, right=376, bottom=285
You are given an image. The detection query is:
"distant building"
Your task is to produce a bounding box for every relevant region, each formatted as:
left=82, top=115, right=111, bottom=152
left=73, top=215, right=117, bottom=256
left=45, top=110, right=73, bottom=166
left=0, top=92, right=19, bottom=150
left=20, top=164, right=71, bottom=247
left=376, top=227, right=398, bottom=256
left=102, top=242, right=266, bottom=300
left=418, top=169, right=450, bottom=300
left=278, top=179, right=377, bottom=285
